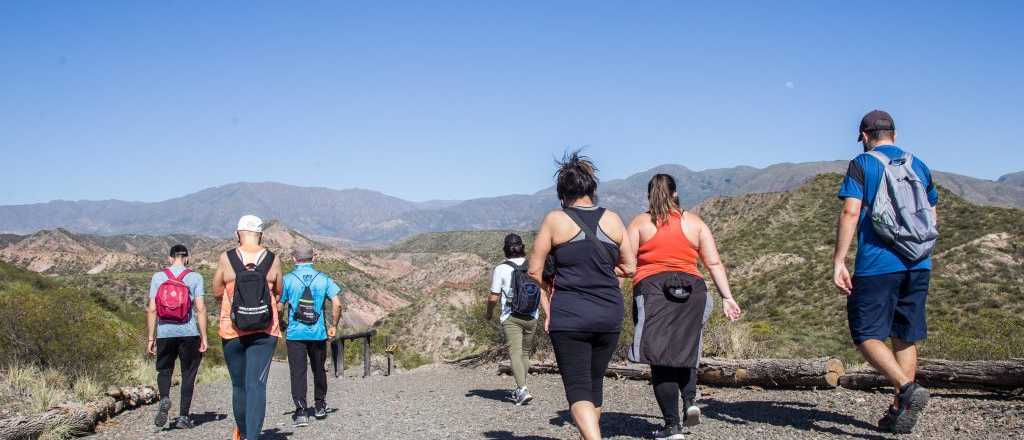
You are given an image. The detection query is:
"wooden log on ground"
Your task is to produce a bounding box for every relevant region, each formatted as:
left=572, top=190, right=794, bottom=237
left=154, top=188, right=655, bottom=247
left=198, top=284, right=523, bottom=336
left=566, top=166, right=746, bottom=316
left=499, top=357, right=845, bottom=389
left=839, top=358, right=1024, bottom=390
left=0, top=385, right=157, bottom=440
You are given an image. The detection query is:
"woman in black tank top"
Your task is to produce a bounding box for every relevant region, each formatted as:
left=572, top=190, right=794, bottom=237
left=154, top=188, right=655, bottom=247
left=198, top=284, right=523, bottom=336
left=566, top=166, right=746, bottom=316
left=527, top=151, right=635, bottom=440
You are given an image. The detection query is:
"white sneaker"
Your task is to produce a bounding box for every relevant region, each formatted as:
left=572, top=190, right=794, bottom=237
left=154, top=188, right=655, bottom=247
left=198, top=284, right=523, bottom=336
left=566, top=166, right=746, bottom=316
left=514, top=387, right=533, bottom=406
left=684, top=405, right=701, bottom=427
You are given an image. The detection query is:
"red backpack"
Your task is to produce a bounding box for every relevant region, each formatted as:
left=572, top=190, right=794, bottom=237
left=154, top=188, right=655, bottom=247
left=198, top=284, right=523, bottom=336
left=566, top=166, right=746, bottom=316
left=155, top=268, right=193, bottom=323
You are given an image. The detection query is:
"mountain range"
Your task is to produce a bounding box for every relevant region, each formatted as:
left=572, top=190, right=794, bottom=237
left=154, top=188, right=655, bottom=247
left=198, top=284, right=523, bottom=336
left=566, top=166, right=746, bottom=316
left=2, top=161, right=1022, bottom=244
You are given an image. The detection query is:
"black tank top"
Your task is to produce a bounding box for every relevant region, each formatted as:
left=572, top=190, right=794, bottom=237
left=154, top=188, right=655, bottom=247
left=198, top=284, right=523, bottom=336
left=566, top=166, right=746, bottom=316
left=549, top=207, right=624, bottom=333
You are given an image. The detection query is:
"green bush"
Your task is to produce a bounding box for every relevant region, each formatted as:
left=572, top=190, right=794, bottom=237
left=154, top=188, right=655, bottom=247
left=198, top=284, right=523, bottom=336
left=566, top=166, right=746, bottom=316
left=0, top=281, right=136, bottom=383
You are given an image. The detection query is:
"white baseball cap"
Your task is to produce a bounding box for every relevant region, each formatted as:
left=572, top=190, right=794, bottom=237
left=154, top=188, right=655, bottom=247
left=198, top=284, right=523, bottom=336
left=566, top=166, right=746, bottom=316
left=236, top=215, right=264, bottom=233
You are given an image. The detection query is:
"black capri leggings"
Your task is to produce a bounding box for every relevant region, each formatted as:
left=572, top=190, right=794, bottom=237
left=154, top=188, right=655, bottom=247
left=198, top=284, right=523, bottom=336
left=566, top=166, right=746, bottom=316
left=549, top=331, right=620, bottom=407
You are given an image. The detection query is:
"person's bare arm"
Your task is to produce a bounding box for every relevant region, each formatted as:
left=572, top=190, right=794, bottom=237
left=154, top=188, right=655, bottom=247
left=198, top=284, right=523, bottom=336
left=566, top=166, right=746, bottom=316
left=213, top=252, right=229, bottom=298
left=485, top=293, right=500, bottom=321
left=833, top=197, right=862, bottom=295
left=269, top=256, right=284, bottom=297
left=539, top=282, right=552, bottom=333
left=696, top=217, right=740, bottom=321
left=194, top=297, right=208, bottom=352
left=329, top=295, right=342, bottom=338
left=623, top=215, right=645, bottom=277
left=605, top=211, right=636, bottom=278
left=146, top=297, right=158, bottom=355
left=528, top=211, right=556, bottom=285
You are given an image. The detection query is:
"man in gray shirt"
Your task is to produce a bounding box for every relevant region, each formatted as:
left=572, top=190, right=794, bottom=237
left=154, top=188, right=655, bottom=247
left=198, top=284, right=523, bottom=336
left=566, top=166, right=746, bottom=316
left=146, top=244, right=208, bottom=430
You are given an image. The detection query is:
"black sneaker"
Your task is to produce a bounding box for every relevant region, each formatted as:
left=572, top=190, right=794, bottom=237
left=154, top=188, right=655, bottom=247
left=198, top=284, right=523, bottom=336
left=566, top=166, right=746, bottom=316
left=173, top=415, right=195, bottom=429
left=891, top=382, right=930, bottom=434
left=314, top=404, right=328, bottom=419
left=292, top=409, right=310, bottom=427
left=653, top=423, right=685, bottom=440
left=153, top=399, right=171, bottom=428
left=877, top=406, right=899, bottom=433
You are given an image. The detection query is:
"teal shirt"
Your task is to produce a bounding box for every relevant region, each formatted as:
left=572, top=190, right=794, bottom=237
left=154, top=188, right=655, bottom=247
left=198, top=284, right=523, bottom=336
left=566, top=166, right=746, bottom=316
left=280, top=264, right=342, bottom=341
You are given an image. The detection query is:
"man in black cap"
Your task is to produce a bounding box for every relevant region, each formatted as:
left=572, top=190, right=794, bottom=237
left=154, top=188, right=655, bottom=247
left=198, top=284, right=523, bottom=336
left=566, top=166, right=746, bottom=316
left=146, top=244, right=208, bottom=430
left=832, top=110, right=939, bottom=433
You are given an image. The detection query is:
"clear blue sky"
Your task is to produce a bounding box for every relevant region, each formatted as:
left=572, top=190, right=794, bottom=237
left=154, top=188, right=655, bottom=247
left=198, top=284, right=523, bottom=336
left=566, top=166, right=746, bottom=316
left=2, top=1, right=1022, bottom=205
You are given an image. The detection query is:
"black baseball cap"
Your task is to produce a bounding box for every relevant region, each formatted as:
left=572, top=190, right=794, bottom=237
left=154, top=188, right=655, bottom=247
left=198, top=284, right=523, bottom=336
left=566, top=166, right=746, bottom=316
left=169, top=244, right=189, bottom=257
left=858, top=110, right=895, bottom=142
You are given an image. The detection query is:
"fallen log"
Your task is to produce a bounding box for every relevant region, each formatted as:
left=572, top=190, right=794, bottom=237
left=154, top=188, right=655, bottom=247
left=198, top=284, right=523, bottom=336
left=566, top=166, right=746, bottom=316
left=499, top=357, right=845, bottom=389
left=839, top=358, right=1024, bottom=390
left=0, top=385, right=157, bottom=440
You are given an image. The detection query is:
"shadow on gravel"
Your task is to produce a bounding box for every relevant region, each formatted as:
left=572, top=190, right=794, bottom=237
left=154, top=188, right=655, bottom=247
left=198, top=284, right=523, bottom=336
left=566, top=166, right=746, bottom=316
left=549, top=410, right=662, bottom=438
left=259, top=428, right=295, bottom=439
left=467, top=389, right=512, bottom=402
left=191, top=411, right=227, bottom=426
left=702, top=399, right=888, bottom=440
left=483, top=431, right=560, bottom=440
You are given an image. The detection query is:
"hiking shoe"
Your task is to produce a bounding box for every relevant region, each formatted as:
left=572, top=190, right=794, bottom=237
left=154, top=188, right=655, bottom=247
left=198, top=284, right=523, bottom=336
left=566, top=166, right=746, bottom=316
left=292, top=410, right=310, bottom=427
left=153, top=399, right=171, bottom=428
left=514, top=387, right=534, bottom=406
left=683, top=405, right=701, bottom=427
left=877, top=406, right=899, bottom=433
left=314, top=403, right=328, bottom=419
left=891, top=382, right=930, bottom=434
left=653, top=423, right=685, bottom=440
left=173, top=415, right=195, bottom=429
left=507, top=389, right=518, bottom=402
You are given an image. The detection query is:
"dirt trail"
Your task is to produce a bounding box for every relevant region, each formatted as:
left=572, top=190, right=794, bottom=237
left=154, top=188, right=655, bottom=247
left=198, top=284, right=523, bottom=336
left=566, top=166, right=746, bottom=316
left=91, top=362, right=1024, bottom=439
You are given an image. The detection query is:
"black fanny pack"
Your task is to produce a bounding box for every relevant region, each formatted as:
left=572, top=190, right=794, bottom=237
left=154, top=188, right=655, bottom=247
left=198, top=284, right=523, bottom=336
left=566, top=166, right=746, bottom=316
left=661, top=273, right=707, bottom=302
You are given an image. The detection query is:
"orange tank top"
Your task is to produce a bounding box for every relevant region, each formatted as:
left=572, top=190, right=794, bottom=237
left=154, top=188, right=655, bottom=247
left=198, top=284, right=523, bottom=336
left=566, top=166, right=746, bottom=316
left=634, top=210, right=702, bottom=283
left=217, top=251, right=282, bottom=340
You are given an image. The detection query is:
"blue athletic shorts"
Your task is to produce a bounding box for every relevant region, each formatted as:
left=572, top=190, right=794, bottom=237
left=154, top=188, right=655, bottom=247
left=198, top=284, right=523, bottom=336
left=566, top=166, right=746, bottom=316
left=847, top=270, right=930, bottom=345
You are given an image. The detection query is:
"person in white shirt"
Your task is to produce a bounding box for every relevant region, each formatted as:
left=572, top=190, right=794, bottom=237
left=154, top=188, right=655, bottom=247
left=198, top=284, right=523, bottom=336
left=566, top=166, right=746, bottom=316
left=486, top=233, right=540, bottom=406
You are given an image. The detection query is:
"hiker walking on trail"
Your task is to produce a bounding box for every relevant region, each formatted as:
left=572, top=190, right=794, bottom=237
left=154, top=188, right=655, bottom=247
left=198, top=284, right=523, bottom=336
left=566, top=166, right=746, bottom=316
left=833, top=110, right=938, bottom=434
left=213, top=215, right=284, bottom=440
left=147, top=244, right=208, bottom=430
left=626, top=174, right=742, bottom=440
left=486, top=233, right=542, bottom=406
left=281, top=244, right=343, bottom=427
left=527, top=151, right=636, bottom=440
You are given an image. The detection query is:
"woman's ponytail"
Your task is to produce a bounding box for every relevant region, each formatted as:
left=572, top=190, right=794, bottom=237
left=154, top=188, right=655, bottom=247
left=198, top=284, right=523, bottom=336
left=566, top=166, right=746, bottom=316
left=647, top=173, right=679, bottom=226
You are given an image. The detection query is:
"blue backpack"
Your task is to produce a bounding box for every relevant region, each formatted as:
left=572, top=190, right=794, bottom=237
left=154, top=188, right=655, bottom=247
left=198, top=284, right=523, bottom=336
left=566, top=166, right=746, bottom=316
left=503, top=261, right=541, bottom=316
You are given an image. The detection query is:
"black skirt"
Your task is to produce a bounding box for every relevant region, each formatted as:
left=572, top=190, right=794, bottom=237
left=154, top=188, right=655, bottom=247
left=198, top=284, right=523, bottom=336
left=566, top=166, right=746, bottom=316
left=629, top=271, right=708, bottom=367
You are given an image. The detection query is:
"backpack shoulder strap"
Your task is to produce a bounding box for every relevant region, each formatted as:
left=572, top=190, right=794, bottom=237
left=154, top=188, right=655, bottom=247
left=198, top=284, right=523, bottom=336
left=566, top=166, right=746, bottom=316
left=256, top=250, right=275, bottom=272
left=175, top=268, right=192, bottom=282
left=563, top=208, right=614, bottom=266
left=226, top=248, right=245, bottom=273
left=865, top=150, right=891, bottom=166
left=502, top=260, right=521, bottom=270
left=162, top=268, right=176, bottom=281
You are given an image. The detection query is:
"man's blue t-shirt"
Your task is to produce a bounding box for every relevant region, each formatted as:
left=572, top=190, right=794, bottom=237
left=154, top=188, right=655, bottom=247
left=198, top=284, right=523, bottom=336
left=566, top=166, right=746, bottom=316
left=838, top=145, right=939, bottom=277
left=280, top=264, right=342, bottom=341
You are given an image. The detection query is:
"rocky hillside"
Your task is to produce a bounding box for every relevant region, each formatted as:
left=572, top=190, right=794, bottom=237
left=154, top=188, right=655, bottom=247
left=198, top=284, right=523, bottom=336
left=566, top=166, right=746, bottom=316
left=2, top=162, right=1021, bottom=244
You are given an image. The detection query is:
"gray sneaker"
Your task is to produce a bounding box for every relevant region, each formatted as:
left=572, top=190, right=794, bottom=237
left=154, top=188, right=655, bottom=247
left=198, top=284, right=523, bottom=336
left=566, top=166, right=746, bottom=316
left=514, top=387, right=533, bottom=406
left=153, top=399, right=171, bottom=428
left=292, top=410, right=310, bottom=427
left=891, top=383, right=930, bottom=434
left=173, top=415, right=194, bottom=429
left=653, top=423, right=685, bottom=440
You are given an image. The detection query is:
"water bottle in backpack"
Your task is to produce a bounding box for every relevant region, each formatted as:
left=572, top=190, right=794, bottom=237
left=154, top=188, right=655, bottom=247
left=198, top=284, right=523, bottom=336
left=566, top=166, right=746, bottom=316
left=866, top=151, right=939, bottom=261
left=227, top=248, right=276, bottom=331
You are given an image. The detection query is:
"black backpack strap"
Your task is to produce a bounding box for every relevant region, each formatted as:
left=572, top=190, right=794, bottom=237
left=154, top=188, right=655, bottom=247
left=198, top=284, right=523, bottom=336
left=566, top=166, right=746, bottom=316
left=563, top=208, right=615, bottom=267
left=502, top=260, right=522, bottom=270
left=226, top=248, right=246, bottom=273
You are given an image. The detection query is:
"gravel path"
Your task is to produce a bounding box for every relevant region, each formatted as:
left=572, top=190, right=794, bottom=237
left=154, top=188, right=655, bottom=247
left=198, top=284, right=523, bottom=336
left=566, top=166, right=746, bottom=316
left=92, top=362, right=1024, bottom=439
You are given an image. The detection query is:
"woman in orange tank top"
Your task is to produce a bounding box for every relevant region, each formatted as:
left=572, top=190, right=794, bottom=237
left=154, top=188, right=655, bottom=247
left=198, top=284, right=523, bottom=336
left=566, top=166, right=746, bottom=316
left=626, top=174, right=742, bottom=437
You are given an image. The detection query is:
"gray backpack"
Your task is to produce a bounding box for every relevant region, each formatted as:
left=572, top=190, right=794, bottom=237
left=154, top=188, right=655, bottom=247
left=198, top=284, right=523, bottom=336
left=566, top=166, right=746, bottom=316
left=866, top=150, right=939, bottom=261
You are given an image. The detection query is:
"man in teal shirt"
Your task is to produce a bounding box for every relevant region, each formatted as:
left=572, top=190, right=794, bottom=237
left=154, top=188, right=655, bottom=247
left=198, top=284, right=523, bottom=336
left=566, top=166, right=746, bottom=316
left=280, top=245, right=343, bottom=426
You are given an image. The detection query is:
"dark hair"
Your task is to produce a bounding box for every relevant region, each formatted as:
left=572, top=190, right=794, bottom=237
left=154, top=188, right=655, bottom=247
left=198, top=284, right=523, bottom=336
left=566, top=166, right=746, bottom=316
left=864, top=129, right=895, bottom=143
left=503, top=233, right=526, bottom=259
left=169, top=244, right=189, bottom=258
left=555, top=149, right=598, bottom=206
left=647, top=174, right=680, bottom=226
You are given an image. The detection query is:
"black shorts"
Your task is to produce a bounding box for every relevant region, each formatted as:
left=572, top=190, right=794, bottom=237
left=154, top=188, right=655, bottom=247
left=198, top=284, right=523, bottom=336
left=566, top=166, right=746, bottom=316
left=548, top=331, right=619, bottom=407
left=847, top=270, right=930, bottom=345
